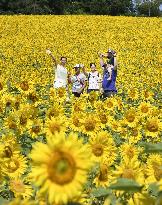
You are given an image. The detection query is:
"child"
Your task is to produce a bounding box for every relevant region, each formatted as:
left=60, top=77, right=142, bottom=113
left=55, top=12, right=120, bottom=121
left=68, top=64, right=86, bottom=97
left=82, top=63, right=102, bottom=93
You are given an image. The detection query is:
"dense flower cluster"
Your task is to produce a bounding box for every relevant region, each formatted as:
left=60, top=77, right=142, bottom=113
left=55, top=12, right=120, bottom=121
left=0, top=15, right=161, bottom=204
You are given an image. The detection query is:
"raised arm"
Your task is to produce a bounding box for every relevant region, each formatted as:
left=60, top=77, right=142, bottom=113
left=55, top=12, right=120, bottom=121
left=98, top=52, right=105, bottom=68
left=46, top=49, right=57, bottom=67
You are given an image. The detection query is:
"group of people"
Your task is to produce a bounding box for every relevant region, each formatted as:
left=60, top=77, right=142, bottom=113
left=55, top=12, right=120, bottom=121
left=46, top=48, right=117, bottom=99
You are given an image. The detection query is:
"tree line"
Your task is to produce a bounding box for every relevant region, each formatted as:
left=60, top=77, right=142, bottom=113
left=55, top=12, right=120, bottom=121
left=0, top=0, right=161, bottom=16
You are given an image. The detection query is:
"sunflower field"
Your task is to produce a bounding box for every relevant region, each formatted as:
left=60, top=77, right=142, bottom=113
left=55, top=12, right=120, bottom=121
left=0, top=15, right=162, bottom=205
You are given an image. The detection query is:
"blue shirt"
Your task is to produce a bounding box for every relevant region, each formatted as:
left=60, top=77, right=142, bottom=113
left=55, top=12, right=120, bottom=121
left=102, top=68, right=117, bottom=92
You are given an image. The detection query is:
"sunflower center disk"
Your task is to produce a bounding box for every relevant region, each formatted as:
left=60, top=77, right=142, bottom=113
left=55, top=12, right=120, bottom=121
left=126, top=114, right=135, bottom=123
left=147, top=121, right=158, bottom=132
left=85, top=120, right=96, bottom=131
left=92, top=144, right=104, bottom=157
left=48, top=151, right=76, bottom=185
left=122, top=169, right=135, bottom=180
left=49, top=123, right=61, bottom=134
left=100, top=115, right=107, bottom=124
left=141, top=106, right=149, bottom=113
left=153, top=165, right=162, bottom=181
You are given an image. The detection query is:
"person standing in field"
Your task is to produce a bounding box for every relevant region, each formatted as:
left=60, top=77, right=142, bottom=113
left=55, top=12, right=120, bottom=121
left=46, top=49, right=69, bottom=89
left=68, top=64, right=87, bottom=97
left=99, top=48, right=118, bottom=98
left=82, top=63, right=102, bottom=93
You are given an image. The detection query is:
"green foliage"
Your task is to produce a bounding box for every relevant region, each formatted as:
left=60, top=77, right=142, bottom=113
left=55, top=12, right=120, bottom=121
left=137, top=0, right=161, bottom=16
left=1, top=0, right=160, bottom=16
left=140, top=142, right=162, bottom=153
left=109, top=178, right=144, bottom=192
left=91, top=187, right=112, bottom=197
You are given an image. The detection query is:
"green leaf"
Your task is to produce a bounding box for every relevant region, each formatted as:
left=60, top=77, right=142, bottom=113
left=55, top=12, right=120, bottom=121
left=109, top=178, right=143, bottom=192
left=140, top=142, right=162, bottom=153
left=148, top=183, right=160, bottom=197
left=0, top=197, right=9, bottom=204
left=91, top=187, right=111, bottom=198
left=156, top=191, right=162, bottom=205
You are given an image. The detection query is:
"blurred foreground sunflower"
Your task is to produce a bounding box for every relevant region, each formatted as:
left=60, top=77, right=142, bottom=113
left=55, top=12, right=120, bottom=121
left=30, top=132, right=94, bottom=204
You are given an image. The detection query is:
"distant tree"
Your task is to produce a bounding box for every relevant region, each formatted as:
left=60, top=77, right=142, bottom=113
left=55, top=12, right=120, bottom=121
left=48, top=0, right=67, bottom=14
left=137, top=0, right=161, bottom=16
left=109, top=0, right=133, bottom=15
left=0, top=0, right=52, bottom=14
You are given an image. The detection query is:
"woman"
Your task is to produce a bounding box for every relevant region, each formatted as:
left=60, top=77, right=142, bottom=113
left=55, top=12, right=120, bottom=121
left=46, top=49, right=69, bottom=89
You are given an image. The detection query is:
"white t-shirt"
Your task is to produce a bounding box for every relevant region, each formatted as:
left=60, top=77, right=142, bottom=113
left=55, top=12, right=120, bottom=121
left=87, top=71, right=101, bottom=90
left=54, top=64, right=68, bottom=88
left=71, top=73, right=86, bottom=93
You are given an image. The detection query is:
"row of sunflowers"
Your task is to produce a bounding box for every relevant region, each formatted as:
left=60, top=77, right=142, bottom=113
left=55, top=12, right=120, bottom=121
left=0, top=15, right=161, bottom=205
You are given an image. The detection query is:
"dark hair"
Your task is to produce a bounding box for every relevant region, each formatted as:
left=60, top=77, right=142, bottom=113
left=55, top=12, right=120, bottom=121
left=107, top=52, right=113, bottom=59
left=102, top=63, right=107, bottom=68
left=90, top=63, right=96, bottom=67
left=60, top=56, right=67, bottom=60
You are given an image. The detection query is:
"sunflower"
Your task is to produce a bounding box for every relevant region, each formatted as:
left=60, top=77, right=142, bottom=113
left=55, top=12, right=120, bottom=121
left=128, top=126, right=143, bottom=143
left=93, top=163, right=113, bottom=188
left=69, top=111, right=84, bottom=132
left=122, top=108, right=139, bottom=128
left=0, top=134, right=20, bottom=160
left=112, top=158, right=144, bottom=185
left=94, top=100, right=105, bottom=112
left=127, top=88, right=139, bottom=100
left=2, top=93, right=14, bottom=108
left=128, top=192, right=156, bottom=205
left=145, top=154, right=162, bottom=184
left=88, top=131, right=116, bottom=164
left=71, top=98, right=86, bottom=113
left=45, top=116, right=67, bottom=136
left=28, top=119, right=43, bottom=139
left=56, top=87, right=67, bottom=99
left=80, top=113, right=100, bottom=136
left=97, top=111, right=113, bottom=129
left=109, top=118, right=122, bottom=133
left=88, top=91, right=99, bottom=104
left=30, top=132, right=93, bottom=204
left=114, top=96, right=124, bottom=111
left=4, top=113, right=18, bottom=130
left=142, top=89, right=154, bottom=101
left=47, top=103, right=64, bottom=119
left=9, top=178, right=33, bottom=199
left=104, top=97, right=117, bottom=112
left=18, top=104, right=38, bottom=120
left=19, top=79, right=34, bottom=94
left=12, top=96, right=22, bottom=111
left=138, top=101, right=152, bottom=117
left=144, top=117, right=162, bottom=138
left=2, top=154, right=28, bottom=178
left=119, top=143, right=141, bottom=161
left=16, top=112, right=30, bottom=133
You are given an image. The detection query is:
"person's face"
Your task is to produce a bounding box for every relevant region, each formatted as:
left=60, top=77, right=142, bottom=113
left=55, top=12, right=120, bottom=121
left=90, top=64, right=96, bottom=72
left=74, top=67, right=80, bottom=75
left=107, top=52, right=113, bottom=59
left=61, top=57, right=67, bottom=65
